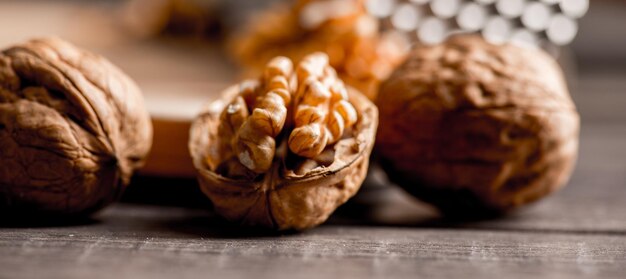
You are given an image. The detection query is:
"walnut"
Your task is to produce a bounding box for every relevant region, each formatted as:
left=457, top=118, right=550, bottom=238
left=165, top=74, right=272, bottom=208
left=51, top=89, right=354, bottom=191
left=0, top=38, right=152, bottom=215
left=376, top=36, right=580, bottom=215
left=123, top=0, right=222, bottom=39
left=189, top=53, right=377, bottom=230
left=228, top=0, right=408, bottom=100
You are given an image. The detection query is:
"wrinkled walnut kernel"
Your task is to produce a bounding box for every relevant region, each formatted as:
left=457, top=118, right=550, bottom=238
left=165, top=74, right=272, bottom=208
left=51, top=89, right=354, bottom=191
left=231, top=56, right=293, bottom=173
left=219, top=53, right=358, bottom=172
left=289, top=53, right=357, bottom=158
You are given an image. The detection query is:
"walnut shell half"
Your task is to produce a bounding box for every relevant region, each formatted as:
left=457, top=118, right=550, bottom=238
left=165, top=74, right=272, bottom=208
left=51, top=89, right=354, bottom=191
left=0, top=38, right=152, bottom=215
left=189, top=84, right=377, bottom=231
left=376, top=36, right=580, bottom=215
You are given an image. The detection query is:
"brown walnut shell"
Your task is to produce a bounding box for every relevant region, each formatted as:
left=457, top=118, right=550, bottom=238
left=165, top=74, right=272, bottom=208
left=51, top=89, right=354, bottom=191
left=0, top=38, right=152, bottom=215
left=376, top=36, right=580, bottom=214
left=189, top=85, right=377, bottom=230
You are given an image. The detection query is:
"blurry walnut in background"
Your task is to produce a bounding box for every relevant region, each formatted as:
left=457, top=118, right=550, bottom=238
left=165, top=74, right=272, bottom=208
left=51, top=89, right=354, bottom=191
left=123, top=0, right=222, bottom=39
left=0, top=38, right=152, bottom=216
left=189, top=53, right=377, bottom=230
left=376, top=36, right=579, bottom=215
left=229, top=0, right=409, bottom=100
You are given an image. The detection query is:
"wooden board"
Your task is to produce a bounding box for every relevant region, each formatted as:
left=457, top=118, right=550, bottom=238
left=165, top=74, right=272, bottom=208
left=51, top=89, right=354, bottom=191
left=0, top=202, right=625, bottom=279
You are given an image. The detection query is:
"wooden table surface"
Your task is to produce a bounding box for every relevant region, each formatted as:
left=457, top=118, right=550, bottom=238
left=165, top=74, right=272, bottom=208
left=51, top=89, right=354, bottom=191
left=1, top=2, right=626, bottom=279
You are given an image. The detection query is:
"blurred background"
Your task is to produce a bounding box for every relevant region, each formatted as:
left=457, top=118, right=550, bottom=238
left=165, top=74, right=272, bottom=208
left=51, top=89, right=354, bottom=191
left=0, top=0, right=624, bottom=219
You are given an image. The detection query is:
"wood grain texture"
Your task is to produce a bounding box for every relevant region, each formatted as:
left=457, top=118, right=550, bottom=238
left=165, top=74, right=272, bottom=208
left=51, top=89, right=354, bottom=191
left=1, top=204, right=625, bottom=279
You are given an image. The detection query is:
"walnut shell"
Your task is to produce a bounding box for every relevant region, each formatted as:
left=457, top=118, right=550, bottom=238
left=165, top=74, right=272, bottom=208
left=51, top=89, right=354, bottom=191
left=189, top=85, right=377, bottom=230
left=0, top=38, right=152, bottom=215
left=376, top=36, right=580, bottom=214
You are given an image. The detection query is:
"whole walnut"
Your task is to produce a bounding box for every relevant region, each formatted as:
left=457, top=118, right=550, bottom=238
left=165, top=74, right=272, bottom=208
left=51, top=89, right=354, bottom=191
left=0, top=38, right=152, bottom=215
left=189, top=53, right=377, bottom=230
left=376, top=36, right=579, bottom=215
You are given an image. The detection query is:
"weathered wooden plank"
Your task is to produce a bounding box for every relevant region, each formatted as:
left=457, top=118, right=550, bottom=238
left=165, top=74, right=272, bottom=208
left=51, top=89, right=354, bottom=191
left=1, top=204, right=625, bottom=279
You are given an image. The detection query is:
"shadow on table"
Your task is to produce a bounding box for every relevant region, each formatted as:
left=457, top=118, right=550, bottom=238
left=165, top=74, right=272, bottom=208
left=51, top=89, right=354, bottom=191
left=0, top=214, right=100, bottom=228
left=141, top=177, right=531, bottom=238
left=160, top=214, right=304, bottom=238
left=328, top=199, right=516, bottom=228
left=154, top=205, right=529, bottom=239
left=153, top=193, right=528, bottom=239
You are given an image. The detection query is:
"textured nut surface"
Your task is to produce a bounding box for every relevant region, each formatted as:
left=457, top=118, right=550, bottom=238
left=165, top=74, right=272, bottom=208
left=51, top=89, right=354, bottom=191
left=289, top=54, right=356, bottom=158
left=376, top=36, right=580, bottom=214
left=0, top=38, right=152, bottom=215
left=189, top=54, right=377, bottom=230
